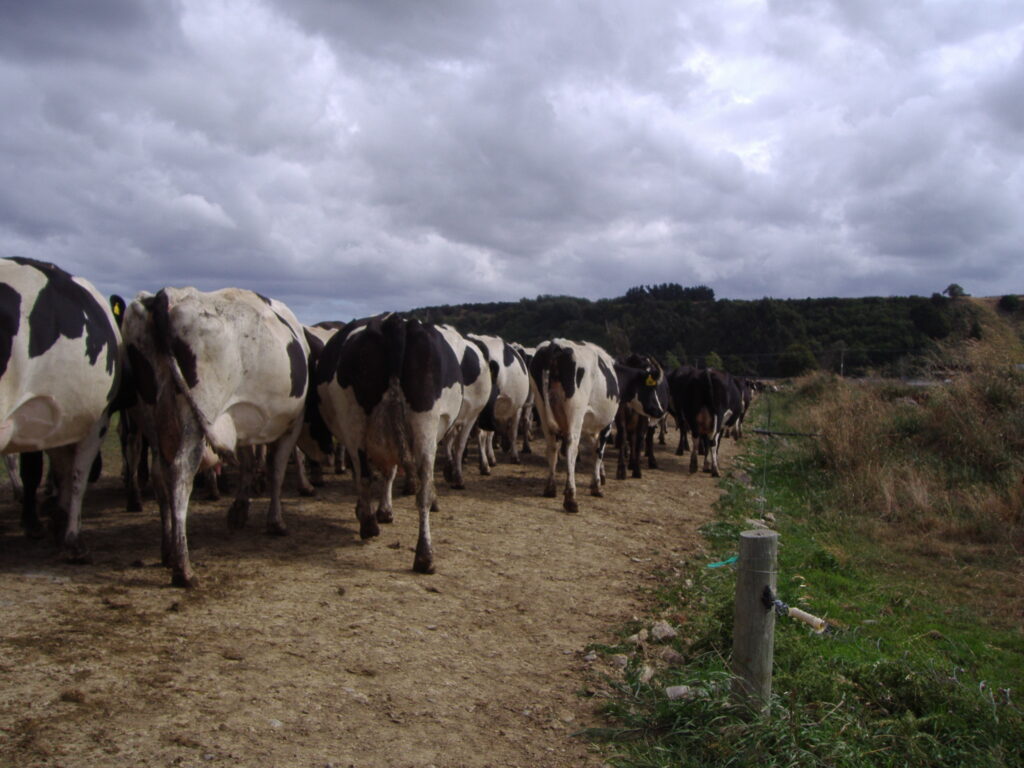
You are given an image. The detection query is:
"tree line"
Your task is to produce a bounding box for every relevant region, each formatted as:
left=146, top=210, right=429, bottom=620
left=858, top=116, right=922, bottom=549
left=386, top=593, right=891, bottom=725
left=408, top=283, right=987, bottom=377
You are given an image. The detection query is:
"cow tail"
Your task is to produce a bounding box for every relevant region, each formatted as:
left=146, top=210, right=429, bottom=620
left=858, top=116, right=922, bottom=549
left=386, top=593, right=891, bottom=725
left=540, top=361, right=566, bottom=437
left=367, top=314, right=411, bottom=468
left=540, top=368, right=555, bottom=435
left=150, top=290, right=227, bottom=457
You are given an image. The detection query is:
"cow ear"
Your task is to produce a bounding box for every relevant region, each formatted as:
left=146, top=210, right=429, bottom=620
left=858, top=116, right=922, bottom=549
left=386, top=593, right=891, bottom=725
left=109, top=295, right=126, bottom=326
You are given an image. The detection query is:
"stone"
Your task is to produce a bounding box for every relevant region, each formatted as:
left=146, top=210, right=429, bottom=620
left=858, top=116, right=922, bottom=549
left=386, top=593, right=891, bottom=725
left=626, top=628, right=648, bottom=645
left=650, top=621, right=677, bottom=642
left=665, top=685, right=696, bottom=701
left=660, top=648, right=686, bottom=665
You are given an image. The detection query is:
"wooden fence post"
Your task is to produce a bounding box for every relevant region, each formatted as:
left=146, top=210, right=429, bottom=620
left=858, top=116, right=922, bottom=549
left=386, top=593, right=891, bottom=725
left=731, top=529, right=779, bottom=711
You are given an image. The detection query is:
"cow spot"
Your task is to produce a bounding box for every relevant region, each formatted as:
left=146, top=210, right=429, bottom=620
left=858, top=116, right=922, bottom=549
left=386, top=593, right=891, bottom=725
left=10, top=257, right=118, bottom=375
left=0, top=283, right=21, bottom=379
left=285, top=337, right=307, bottom=398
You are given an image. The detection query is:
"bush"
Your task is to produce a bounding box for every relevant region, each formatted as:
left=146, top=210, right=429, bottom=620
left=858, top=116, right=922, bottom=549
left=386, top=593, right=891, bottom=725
left=777, top=343, right=817, bottom=377
left=997, top=294, right=1020, bottom=314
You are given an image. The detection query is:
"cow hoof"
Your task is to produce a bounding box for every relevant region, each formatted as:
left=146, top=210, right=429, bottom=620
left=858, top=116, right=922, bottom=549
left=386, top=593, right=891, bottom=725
left=360, top=517, right=381, bottom=540
left=509, top=455, right=521, bottom=465
left=616, top=468, right=626, bottom=480
left=648, top=460, right=658, bottom=470
left=413, top=548, right=435, bottom=574
left=299, top=487, right=316, bottom=498
left=413, top=558, right=435, bottom=575
left=542, top=483, right=557, bottom=498
left=376, top=507, right=394, bottom=524
left=479, top=466, right=491, bottom=476
left=590, top=486, right=604, bottom=498
left=430, top=499, right=439, bottom=512
left=127, top=497, right=144, bottom=513
left=171, top=570, right=199, bottom=589
left=521, top=445, right=532, bottom=455
left=64, top=548, right=92, bottom=565
left=632, top=471, right=642, bottom=480
left=563, top=497, right=580, bottom=514
left=675, top=449, right=685, bottom=456
left=266, top=522, right=289, bottom=537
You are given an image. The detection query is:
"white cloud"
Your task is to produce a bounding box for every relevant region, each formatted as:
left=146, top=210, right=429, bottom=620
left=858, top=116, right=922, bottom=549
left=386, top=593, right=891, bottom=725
left=0, top=0, right=1023, bottom=325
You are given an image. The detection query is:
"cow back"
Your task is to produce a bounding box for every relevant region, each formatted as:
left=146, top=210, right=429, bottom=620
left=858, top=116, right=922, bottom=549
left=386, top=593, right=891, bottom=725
left=122, top=287, right=308, bottom=453
left=0, top=258, right=121, bottom=452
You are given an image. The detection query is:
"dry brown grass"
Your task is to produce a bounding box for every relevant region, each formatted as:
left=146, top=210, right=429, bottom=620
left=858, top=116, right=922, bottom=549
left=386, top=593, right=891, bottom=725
left=796, top=308, right=1024, bottom=559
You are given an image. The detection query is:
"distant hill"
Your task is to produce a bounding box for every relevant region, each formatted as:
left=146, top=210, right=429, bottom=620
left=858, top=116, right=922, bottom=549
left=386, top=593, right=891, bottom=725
left=407, top=283, right=1008, bottom=377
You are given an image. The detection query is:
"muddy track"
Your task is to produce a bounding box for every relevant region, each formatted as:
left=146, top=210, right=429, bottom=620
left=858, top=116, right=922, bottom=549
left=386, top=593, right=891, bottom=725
left=0, top=438, right=735, bottom=768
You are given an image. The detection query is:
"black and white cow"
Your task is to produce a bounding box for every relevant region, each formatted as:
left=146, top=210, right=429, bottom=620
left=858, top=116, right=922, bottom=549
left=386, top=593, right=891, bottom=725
left=438, top=326, right=492, bottom=489
left=0, top=257, right=121, bottom=558
left=668, top=367, right=741, bottom=477
left=731, top=377, right=755, bottom=439
left=530, top=339, right=666, bottom=513
left=668, top=365, right=697, bottom=457
left=120, top=287, right=309, bottom=587
left=292, top=323, right=343, bottom=496
left=466, top=333, right=530, bottom=470
left=614, top=353, right=669, bottom=480
left=510, top=342, right=537, bottom=455
left=314, top=313, right=470, bottom=574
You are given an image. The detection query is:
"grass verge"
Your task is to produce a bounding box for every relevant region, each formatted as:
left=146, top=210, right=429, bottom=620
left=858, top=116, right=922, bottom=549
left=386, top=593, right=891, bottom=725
left=581, top=388, right=1024, bottom=768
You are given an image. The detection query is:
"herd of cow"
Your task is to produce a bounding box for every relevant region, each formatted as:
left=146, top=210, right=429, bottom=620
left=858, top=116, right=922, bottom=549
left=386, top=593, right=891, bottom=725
left=0, top=257, right=757, bottom=588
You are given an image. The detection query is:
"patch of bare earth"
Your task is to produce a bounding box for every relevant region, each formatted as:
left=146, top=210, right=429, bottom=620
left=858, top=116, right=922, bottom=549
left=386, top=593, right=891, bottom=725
left=0, top=439, right=734, bottom=768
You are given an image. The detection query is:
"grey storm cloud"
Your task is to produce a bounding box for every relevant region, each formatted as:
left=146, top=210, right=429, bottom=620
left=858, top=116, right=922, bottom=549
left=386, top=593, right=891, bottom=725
left=0, top=0, right=1022, bottom=323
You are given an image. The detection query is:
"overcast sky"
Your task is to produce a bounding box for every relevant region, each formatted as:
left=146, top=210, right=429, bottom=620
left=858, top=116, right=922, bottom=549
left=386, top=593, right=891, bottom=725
left=2, top=0, right=1022, bottom=323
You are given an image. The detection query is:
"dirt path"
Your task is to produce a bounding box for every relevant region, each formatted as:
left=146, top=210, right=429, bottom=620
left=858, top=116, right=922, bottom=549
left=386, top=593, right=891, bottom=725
left=0, top=438, right=733, bottom=768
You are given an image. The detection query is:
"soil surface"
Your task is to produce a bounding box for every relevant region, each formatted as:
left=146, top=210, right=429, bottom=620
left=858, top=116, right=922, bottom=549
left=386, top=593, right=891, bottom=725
left=0, top=437, right=734, bottom=768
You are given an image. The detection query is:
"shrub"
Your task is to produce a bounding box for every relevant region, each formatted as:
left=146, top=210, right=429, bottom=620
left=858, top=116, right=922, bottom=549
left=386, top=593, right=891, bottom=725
left=997, top=294, right=1020, bottom=314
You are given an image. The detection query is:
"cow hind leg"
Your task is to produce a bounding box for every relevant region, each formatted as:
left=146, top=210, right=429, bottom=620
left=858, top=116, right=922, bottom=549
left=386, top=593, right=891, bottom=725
left=413, top=448, right=437, bottom=574
left=53, top=417, right=107, bottom=563
left=293, top=447, right=316, bottom=497
left=507, top=409, right=522, bottom=464
left=377, top=465, right=397, bottom=524
left=592, top=430, right=610, bottom=498
left=353, top=449, right=380, bottom=540
left=168, top=442, right=204, bottom=588
left=563, top=433, right=581, bottom=513
left=477, top=429, right=491, bottom=476
left=266, top=419, right=303, bottom=536
left=646, top=426, right=658, bottom=470
left=542, top=435, right=558, bottom=497
left=18, top=451, right=44, bottom=539
left=227, top=448, right=254, bottom=530
left=631, top=428, right=644, bottom=479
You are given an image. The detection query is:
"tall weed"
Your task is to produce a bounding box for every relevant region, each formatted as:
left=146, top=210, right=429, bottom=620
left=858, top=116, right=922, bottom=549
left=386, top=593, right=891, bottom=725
left=802, top=326, right=1024, bottom=551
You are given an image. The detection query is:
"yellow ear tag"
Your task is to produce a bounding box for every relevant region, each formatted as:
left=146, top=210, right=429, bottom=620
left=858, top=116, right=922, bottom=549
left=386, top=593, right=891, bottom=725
left=645, top=375, right=657, bottom=387
left=113, top=304, right=121, bottom=316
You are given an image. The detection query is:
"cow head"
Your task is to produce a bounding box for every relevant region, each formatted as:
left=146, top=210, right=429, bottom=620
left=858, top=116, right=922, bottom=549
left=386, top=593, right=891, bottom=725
left=634, top=365, right=666, bottom=419
left=616, top=353, right=666, bottom=420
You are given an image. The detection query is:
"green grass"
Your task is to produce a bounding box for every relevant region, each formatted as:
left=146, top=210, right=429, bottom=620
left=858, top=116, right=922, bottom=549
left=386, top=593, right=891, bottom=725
left=583, top=390, right=1024, bottom=767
